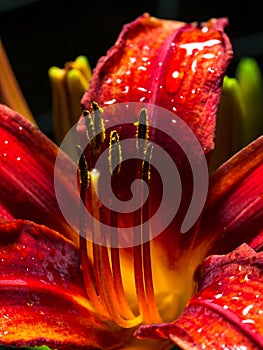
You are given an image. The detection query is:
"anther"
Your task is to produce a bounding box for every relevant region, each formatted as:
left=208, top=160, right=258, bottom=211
left=83, top=110, right=95, bottom=144
left=109, top=130, right=122, bottom=175
left=92, top=101, right=105, bottom=145
left=76, top=145, right=89, bottom=188
left=142, top=143, right=153, bottom=181
left=135, top=108, right=149, bottom=154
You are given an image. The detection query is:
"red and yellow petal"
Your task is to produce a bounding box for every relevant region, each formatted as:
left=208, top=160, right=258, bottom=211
left=0, top=104, right=79, bottom=244
left=199, top=135, right=263, bottom=256
left=0, top=220, right=132, bottom=349
left=135, top=243, right=263, bottom=349
left=80, top=13, right=233, bottom=153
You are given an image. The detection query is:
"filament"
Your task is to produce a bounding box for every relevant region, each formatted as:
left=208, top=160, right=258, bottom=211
left=78, top=105, right=162, bottom=328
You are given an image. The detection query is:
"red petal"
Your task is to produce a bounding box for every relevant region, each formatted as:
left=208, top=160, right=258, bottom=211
left=199, top=135, right=263, bottom=255
left=81, top=13, right=233, bottom=152
left=0, top=220, right=132, bottom=349
left=135, top=243, right=263, bottom=349
left=0, top=104, right=79, bottom=243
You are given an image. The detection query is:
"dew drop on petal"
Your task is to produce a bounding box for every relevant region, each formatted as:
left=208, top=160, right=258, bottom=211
left=215, top=293, right=223, bottom=299
left=242, top=304, right=254, bottom=316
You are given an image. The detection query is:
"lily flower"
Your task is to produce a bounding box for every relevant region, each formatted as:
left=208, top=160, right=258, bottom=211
left=0, top=12, right=262, bottom=350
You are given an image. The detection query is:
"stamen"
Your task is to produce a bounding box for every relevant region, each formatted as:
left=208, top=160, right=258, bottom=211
left=90, top=168, right=141, bottom=328
left=108, top=130, right=122, bottom=175
left=108, top=131, right=140, bottom=322
left=135, top=108, right=149, bottom=154
left=141, top=144, right=161, bottom=322
left=92, top=101, right=105, bottom=146
left=79, top=106, right=161, bottom=327
left=133, top=112, right=162, bottom=323
left=83, top=109, right=95, bottom=144
left=77, top=148, right=109, bottom=319
left=133, top=142, right=152, bottom=323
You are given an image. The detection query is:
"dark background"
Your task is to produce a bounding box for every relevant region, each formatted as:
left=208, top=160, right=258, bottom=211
left=1, top=0, right=263, bottom=135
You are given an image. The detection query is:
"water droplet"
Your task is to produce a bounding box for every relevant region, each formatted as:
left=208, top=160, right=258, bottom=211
left=242, top=319, right=255, bottom=324
left=242, top=304, right=254, bottom=316
left=104, top=99, right=117, bottom=105
left=137, top=87, right=147, bottom=93
left=165, top=67, right=184, bottom=95
left=129, top=57, right=136, bottom=64
left=121, top=86, right=129, bottom=94
left=244, top=274, right=250, bottom=282
left=106, top=77, right=113, bottom=84
left=172, top=71, right=179, bottom=79
left=1, top=153, right=7, bottom=162
left=215, top=293, right=223, bottom=299
left=180, top=39, right=221, bottom=56
left=146, top=90, right=152, bottom=99
left=208, top=67, right=215, bottom=73
left=202, top=53, right=215, bottom=59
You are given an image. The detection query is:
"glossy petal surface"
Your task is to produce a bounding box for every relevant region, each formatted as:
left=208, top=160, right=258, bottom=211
left=0, top=220, right=131, bottom=349
left=0, top=104, right=79, bottom=243
left=136, top=243, right=263, bottom=349
left=81, top=13, right=233, bottom=153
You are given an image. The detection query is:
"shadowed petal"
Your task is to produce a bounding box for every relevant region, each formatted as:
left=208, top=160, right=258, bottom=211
left=199, top=135, right=263, bottom=256
left=0, top=104, right=79, bottom=244
left=135, top=243, right=263, bottom=349
left=0, top=220, right=132, bottom=349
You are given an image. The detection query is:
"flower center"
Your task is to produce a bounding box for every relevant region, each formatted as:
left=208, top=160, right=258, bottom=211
left=77, top=103, right=162, bottom=328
